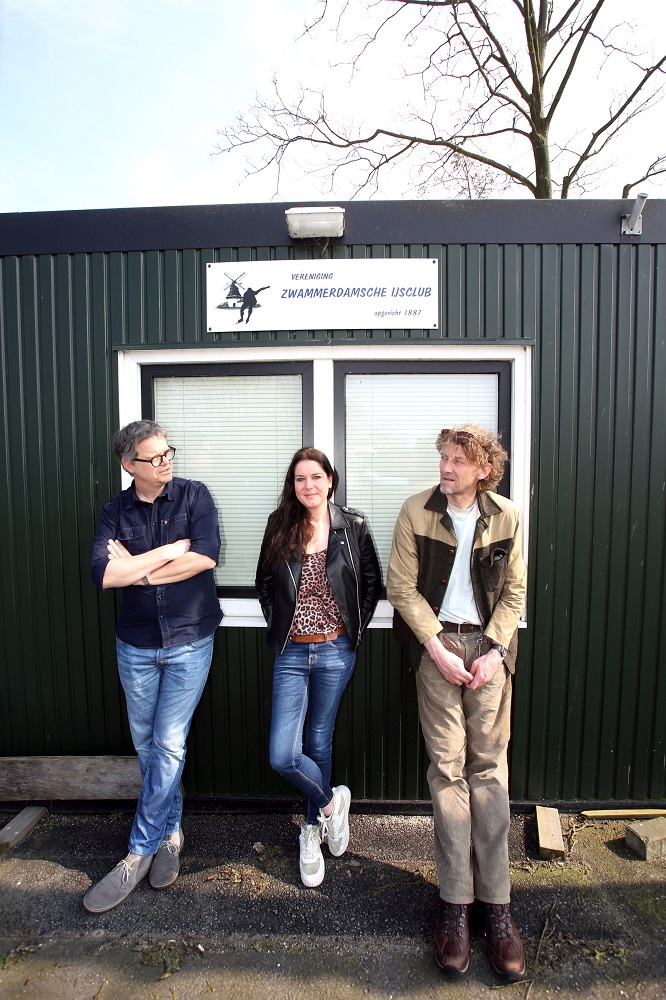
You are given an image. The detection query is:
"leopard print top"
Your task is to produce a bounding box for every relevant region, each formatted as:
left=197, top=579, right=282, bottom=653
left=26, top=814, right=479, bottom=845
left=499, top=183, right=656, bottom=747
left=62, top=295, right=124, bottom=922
left=291, top=549, right=344, bottom=636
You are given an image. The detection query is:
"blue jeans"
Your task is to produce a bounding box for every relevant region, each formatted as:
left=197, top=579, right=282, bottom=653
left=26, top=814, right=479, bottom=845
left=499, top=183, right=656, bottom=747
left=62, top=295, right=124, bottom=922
left=116, top=632, right=215, bottom=856
left=270, top=633, right=356, bottom=825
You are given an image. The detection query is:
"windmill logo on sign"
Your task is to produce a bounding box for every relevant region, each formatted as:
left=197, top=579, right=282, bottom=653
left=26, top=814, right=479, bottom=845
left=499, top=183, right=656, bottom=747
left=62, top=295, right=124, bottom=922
left=218, top=272, right=246, bottom=310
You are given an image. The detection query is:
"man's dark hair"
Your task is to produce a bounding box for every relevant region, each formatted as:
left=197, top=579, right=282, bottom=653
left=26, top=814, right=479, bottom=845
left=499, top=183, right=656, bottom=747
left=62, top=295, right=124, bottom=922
left=111, top=420, right=167, bottom=465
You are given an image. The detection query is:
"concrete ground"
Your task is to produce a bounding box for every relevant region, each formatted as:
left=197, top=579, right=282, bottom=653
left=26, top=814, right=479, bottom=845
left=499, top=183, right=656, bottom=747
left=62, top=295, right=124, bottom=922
left=0, top=806, right=665, bottom=999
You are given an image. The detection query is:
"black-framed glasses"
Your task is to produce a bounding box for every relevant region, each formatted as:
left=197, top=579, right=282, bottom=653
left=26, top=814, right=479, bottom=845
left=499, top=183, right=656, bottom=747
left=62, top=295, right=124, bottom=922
left=133, top=447, right=176, bottom=467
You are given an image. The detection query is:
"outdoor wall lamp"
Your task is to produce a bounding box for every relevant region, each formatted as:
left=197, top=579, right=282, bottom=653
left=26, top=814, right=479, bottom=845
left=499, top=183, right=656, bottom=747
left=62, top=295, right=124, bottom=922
left=621, top=192, right=648, bottom=236
left=285, top=206, right=345, bottom=239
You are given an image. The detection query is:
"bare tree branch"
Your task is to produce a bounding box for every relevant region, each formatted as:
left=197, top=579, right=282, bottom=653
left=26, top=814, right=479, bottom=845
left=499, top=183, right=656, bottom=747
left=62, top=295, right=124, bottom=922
left=546, top=1, right=606, bottom=125
left=622, top=155, right=666, bottom=198
left=560, top=54, right=666, bottom=195
left=215, top=0, right=666, bottom=200
left=548, top=0, right=586, bottom=39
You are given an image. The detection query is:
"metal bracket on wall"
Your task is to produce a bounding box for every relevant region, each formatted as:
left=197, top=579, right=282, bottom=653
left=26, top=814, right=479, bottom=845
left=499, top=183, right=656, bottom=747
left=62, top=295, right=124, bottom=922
left=621, top=192, right=648, bottom=235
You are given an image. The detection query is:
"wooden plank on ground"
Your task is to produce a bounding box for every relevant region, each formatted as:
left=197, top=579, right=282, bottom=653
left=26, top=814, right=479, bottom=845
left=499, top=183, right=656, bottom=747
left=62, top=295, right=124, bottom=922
left=581, top=809, right=666, bottom=820
left=536, top=805, right=566, bottom=859
left=0, top=806, right=48, bottom=850
left=0, top=756, right=142, bottom=800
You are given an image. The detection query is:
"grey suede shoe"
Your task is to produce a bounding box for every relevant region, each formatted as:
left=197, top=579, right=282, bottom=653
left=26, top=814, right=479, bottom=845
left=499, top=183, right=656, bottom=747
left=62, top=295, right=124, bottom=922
left=83, top=854, right=153, bottom=913
left=149, top=829, right=184, bottom=889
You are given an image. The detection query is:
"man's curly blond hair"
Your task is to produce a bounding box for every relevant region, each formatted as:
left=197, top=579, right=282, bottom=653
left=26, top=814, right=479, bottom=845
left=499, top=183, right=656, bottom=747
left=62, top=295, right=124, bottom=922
left=435, top=424, right=507, bottom=493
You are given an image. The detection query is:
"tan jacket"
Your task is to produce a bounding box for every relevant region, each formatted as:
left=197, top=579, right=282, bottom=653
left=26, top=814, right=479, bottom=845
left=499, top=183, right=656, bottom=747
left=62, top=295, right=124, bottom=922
left=386, top=486, right=526, bottom=671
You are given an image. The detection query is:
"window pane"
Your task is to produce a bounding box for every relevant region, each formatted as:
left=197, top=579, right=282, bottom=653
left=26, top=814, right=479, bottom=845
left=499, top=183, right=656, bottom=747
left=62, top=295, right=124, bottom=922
left=345, top=374, right=498, bottom=571
left=155, top=375, right=302, bottom=587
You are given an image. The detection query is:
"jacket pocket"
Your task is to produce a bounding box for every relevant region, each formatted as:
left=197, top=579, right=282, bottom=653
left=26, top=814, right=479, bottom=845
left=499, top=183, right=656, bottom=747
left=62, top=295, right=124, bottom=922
left=116, top=525, right=147, bottom=555
left=478, top=545, right=509, bottom=588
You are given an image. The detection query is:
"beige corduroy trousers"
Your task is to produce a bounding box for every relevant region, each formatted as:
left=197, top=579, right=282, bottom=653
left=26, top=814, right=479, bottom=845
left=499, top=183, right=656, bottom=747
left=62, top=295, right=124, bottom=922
left=415, top=634, right=513, bottom=904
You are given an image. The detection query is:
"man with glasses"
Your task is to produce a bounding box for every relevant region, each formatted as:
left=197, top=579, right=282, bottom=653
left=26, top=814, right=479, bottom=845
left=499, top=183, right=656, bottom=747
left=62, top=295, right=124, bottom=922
left=387, top=425, right=527, bottom=981
left=85, top=420, right=222, bottom=912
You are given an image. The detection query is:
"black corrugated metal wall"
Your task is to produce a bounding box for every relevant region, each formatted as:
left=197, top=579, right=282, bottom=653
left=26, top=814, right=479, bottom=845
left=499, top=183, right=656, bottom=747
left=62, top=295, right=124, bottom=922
left=1, top=202, right=664, bottom=802
left=512, top=242, right=666, bottom=800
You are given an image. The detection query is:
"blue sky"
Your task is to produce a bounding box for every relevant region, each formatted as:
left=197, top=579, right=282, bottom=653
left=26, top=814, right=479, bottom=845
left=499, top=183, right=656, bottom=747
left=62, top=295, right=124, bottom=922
left=1, top=0, right=664, bottom=213
left=0, top=0, right=316, bottom=211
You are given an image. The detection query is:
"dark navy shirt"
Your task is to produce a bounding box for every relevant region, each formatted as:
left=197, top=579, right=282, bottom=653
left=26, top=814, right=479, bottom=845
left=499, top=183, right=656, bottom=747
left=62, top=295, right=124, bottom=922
left=91, top=477, right=223, bottom=648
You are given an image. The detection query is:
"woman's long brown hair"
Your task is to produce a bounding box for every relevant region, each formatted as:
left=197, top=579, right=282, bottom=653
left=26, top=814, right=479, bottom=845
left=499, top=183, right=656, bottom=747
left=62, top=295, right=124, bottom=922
left=263, top=448, right=339, bottom=566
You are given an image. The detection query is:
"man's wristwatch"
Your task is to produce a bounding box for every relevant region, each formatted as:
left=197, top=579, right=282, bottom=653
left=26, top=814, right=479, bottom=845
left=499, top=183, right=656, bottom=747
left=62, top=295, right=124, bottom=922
left=490, top=641, right=508, bottom=659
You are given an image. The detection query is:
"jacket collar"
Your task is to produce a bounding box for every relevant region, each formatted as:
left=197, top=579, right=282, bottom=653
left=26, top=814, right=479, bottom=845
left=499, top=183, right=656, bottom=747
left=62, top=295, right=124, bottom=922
left=423, top=485, right=502, bottom=518
left=326, top=502, right=352, bottom=564
left=328, top=501, right=352, bottom=530
left=287, top=501, right=350, bottom=572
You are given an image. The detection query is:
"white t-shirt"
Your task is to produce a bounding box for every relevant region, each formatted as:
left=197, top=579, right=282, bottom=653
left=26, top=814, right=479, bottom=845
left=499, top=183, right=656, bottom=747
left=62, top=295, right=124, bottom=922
left=438, top=499, right=479, bottom=624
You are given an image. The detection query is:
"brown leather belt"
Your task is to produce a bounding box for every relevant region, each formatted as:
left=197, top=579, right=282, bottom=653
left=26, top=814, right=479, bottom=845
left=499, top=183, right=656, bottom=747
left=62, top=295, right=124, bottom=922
left=290, top=626, right=347, bottom=644
left=439, top=621, right=482, bottom=635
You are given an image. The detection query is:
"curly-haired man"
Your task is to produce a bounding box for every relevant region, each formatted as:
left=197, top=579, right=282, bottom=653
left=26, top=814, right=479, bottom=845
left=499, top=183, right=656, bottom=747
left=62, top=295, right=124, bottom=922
left=387, top=424, right=527, bottom=981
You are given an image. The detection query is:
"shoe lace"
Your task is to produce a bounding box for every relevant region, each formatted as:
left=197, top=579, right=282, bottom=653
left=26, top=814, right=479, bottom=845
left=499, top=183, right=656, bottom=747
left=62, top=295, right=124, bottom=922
left=487, top=904, right=515, bottom=940
left=158, top=839, right=179, bottom=856
left=115, top=859, right=134, bottom=885
left=441, top=903, right=468, bottom=937
left=317, top=810, right=330, bottom=843
left=301, top=825, right=321, bottom=862
left=327, top=809, right=343, bottom=840
left=318, top=795, right=344, bottom=842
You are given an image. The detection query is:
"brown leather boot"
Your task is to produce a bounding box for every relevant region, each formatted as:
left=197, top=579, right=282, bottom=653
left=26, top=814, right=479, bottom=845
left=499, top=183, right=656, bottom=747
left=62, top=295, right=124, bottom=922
left=434, top=899, right=471, bottom=975
left=484, top=903, right=526, bottom=980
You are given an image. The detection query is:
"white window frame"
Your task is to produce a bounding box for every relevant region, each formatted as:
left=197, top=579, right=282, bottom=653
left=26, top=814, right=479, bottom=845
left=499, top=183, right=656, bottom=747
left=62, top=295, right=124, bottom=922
left=117, top=344, right=532, bottom=628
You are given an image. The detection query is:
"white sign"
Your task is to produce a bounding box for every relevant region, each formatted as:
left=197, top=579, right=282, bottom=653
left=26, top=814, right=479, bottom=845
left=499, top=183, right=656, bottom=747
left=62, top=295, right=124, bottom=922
left=206, top=259, right=439, bottom=332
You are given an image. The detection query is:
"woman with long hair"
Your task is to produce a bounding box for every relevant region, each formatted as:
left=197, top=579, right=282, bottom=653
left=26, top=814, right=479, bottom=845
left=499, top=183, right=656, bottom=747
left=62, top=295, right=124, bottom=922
left=256, top=447, right=381, bottom=887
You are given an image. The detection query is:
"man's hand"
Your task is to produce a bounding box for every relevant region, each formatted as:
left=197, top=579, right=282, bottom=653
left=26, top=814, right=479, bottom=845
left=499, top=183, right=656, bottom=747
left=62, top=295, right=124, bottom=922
left=101, top=537, right=192, bottom=589
left=107, top=538, right=131, bottom=559
left=466, top=647, right=503, bottom=690
left=107, top=537, right=190, bottom=561
left=424, top=634, right=473, bottom=686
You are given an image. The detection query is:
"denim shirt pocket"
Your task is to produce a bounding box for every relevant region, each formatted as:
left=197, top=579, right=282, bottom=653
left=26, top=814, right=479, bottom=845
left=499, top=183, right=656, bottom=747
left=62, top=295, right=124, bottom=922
left=116, top=525, right=147, bottom=555
left=164, top=512, right=189, bottom=542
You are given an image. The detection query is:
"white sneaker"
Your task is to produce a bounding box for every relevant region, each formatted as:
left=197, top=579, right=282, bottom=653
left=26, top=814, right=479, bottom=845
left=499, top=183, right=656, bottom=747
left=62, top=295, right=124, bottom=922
left=319, top=784, right=351, bottom=857
left=299, top=823, right=325, bottom=888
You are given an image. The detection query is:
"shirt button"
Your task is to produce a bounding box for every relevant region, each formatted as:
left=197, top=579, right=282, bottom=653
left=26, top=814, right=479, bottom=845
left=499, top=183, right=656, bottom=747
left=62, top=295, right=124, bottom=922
left=448, top=548, right=455, bottom=555
left=432, top=605, right=439, bottom=613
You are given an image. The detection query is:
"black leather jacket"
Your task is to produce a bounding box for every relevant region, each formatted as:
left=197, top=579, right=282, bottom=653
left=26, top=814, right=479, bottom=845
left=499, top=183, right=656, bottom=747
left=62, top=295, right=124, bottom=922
left=255, top=502, right=382, bottom=654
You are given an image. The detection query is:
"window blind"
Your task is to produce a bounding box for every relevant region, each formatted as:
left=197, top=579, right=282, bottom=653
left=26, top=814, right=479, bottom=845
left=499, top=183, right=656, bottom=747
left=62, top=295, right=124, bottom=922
left=155, top=375, right=302, bottom=587
left=345, top=373, right=498, bottom=570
